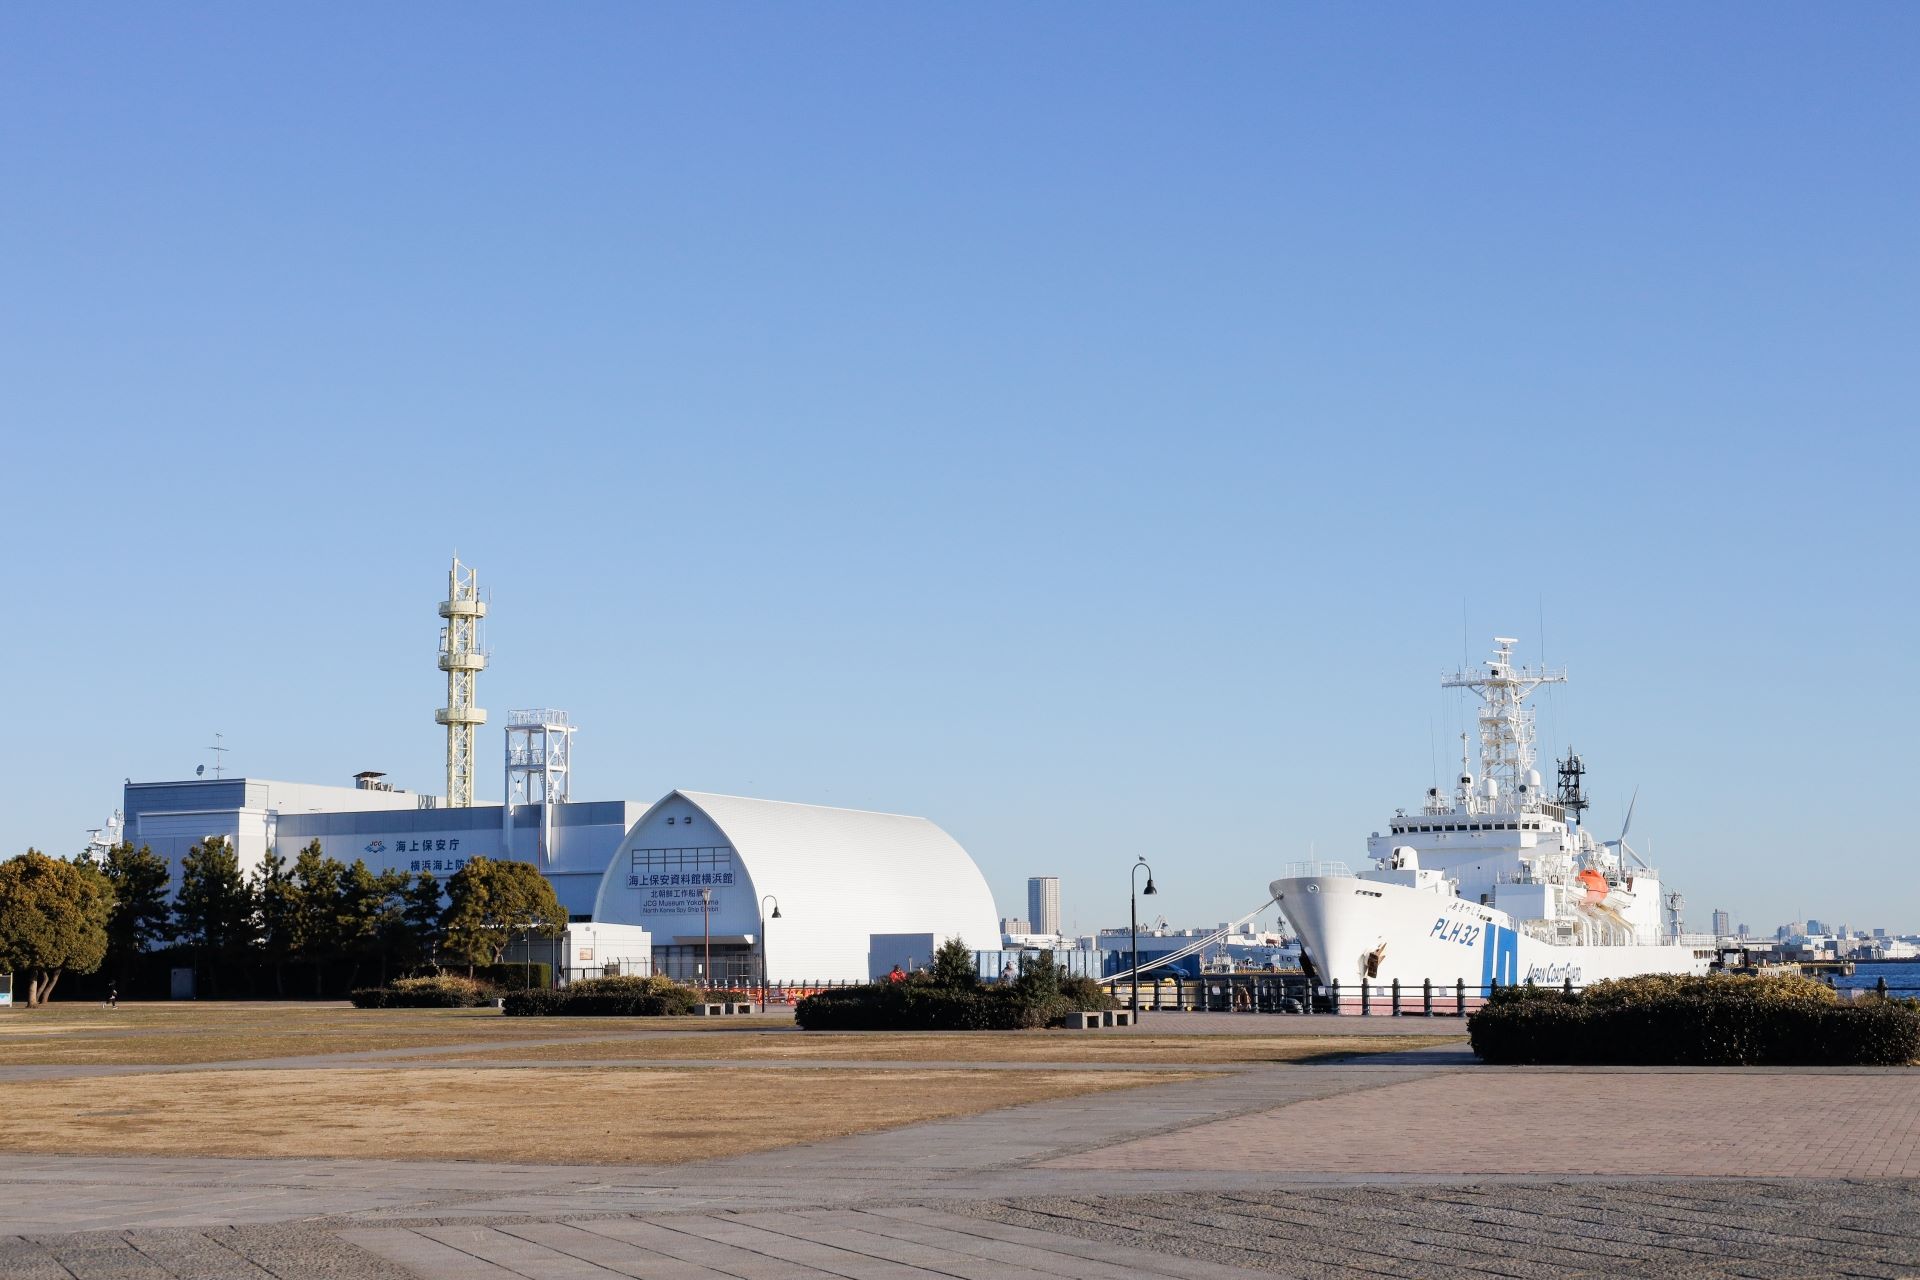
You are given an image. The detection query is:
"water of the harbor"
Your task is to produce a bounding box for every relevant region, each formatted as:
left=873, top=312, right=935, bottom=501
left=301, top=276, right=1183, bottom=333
left=1835, top=961, right=1920, bottom=997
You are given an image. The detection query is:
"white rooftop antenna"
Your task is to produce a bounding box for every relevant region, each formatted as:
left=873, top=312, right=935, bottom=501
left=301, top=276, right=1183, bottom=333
left=207, top=733, right=228, bottom=779
left=435, top=557, right=488, bottom=807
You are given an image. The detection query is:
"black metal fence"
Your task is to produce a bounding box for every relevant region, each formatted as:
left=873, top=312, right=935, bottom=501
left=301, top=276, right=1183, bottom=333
left=1098, top=972, right=1919, bottom=1016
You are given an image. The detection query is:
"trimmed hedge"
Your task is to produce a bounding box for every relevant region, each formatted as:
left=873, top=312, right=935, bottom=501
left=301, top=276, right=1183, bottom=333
left=475, top=962, right=553, bottom=992
left=1469, top=974, right=1920, bottom=1066
left=503, top=974, right=701, bottom=1017
left=794, top=973, right=1114, bottom=1032
left=350, top=975, right=502, bottom=1008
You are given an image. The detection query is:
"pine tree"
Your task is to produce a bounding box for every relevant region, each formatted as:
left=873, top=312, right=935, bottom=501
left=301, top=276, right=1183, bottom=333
left=93, top=841, right=173, bottom=983
left=254, top=847, right=299, bottom=996
left=336, top=859, right=396, bottom=990
left=290, top=839, right=344, bottom=996
left=174, top=836, right=255, bottom=996
left=401, top=870, right=444, bottom=971
left=372, top=867, right=411, bottom=983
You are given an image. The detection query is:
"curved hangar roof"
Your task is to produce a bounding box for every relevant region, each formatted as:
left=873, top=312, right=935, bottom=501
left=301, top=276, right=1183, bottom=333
left=591, top=790, right=1001, bottom=981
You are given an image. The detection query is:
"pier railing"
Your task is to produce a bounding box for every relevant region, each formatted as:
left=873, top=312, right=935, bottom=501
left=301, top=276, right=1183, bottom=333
left=1096, top=972, right=1916, bottom=1016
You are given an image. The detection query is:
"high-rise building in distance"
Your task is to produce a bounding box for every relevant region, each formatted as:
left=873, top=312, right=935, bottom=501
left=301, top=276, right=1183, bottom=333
left=1028, top=876, right=1061, bottom=937
left=1711, top=909, right=1731, bottom=938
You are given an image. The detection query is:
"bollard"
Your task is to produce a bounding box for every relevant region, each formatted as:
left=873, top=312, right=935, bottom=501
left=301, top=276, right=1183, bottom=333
left=1878, top=976, right=1889, bottom=997
left=1329, top=979, right=1341, bottom=1015
left=1564, top=976, right=1574, bottom=996
left=1361, top=980, right=1370, bottom=1016
left=1423, top=977, right=1433, bottom=1017
left=1456, top=978, right=1467, bottom=1016
left=1391, top=978, right=1401, bottom=1017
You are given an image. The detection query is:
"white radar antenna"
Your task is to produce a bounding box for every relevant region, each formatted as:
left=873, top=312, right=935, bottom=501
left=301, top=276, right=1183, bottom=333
left=1441, top=637, right=1566, bottom=802
left=435, top=556, right=488, bottom=807
left=504, top=709, right=574, bottom=865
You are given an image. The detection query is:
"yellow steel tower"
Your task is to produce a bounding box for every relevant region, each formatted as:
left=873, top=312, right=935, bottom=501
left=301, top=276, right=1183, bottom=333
left=435, top=557, right=488, bottom=807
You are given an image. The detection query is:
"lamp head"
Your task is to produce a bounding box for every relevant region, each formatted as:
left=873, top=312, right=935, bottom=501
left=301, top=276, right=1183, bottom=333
left=771, top=905, right=782, bottom=919
left=1144, top=878, right=1157, bottom=896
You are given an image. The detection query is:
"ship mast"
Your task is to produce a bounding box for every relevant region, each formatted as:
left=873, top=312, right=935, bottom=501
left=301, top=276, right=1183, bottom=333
left=1441, top=637, right=1566, bottom=806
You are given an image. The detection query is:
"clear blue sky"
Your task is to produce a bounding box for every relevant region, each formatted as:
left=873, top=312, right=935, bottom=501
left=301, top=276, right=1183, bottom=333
left=4, top=6, right=1915, bottom=937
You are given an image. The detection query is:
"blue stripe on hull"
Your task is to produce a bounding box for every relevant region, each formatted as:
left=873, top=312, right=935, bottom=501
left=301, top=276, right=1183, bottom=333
left=1481, top=924, right=1518, bottom=988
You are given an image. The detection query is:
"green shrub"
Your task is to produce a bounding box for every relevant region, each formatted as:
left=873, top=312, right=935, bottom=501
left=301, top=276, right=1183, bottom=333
left=474, top=962, right=553, bottom=992
left=569, top=974, right=683, bottom=998
left=349, top=974, right=502, bottom=1009
left=502, top=974, right=702, bottom=1016
left=793, top=980, right=1082, bottom=1031
left=1470, top=974, right=1919, bottom=1066
left=1580, top=972, right=1838, bottom=1009
left=500, top=988, right=565, bottom=1016
left=1060, top=975, right=1114, bottom=1013
left=931, top=937, right=981, bottom=990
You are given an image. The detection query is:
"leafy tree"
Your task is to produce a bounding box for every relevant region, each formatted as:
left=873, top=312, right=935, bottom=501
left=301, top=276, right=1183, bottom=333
left=442, top=856, right=566, bottom=972
left=289, top=840, right=344, bottom=995
left=174, top=835, right=255, bottom=992
left=400, top=870, right=444, bottom=970
left=254, top=846, right=300, bottom=996
left=0, top=850, right=117, bottom=1006
left=90, top=841, right=173, bottom=981
left=931, top=935, right=980, bottom=990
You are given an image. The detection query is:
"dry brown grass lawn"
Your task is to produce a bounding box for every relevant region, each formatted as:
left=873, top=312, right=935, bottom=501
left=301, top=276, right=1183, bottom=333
left=0, top=1002, right=789, bottom=1066
left=0, top=1003, right=1463, bottom=1069
left=428, top=1032, right=1466, bottom=1065
left=0, top=1066, right=1185, bottom=1163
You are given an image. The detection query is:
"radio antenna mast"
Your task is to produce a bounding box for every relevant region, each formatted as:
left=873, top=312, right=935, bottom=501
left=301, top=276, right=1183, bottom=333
left=436, top=557, right=488, bottom=807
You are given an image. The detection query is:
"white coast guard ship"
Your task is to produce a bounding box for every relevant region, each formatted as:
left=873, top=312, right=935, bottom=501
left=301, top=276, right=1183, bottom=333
left=1271, top=638, right=1713, bottom=1003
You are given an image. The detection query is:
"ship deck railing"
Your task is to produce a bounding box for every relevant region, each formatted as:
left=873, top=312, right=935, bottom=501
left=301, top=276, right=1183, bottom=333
left=1275, top=860, right=1356, bottom=879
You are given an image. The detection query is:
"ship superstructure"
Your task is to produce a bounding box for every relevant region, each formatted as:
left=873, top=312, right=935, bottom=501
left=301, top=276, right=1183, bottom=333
left=1271, top=638, right=1712, bottom=1000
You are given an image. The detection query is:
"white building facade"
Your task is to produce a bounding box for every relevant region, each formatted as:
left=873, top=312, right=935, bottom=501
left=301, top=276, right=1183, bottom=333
left=123, top=778, right=1002, bottom=984
left=590, top=790, right=1001, bottom=984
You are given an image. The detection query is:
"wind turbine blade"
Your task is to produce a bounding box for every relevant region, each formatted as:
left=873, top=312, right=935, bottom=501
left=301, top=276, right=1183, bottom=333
left=1618, top=788, right=1639, bottom=846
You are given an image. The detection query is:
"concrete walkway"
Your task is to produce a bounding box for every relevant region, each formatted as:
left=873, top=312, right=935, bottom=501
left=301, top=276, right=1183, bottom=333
left=3, top=1049, right=1917, bottom=1278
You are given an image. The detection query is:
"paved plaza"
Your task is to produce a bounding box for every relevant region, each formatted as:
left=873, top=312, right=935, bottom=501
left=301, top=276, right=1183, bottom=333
left=2, top=1011, right=1917, bottom=1277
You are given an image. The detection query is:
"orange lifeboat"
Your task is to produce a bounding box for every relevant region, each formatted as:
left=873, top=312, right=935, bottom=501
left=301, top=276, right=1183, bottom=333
left=1575, top=868, right=1610, bottom=904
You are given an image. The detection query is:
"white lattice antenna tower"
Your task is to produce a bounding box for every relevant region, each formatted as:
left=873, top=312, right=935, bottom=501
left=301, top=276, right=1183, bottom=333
left=435, top=556, right=488, bottom=807
left=1441, top=636, right=1567, bottom=793
left=504, top=709, right=574, bottom=865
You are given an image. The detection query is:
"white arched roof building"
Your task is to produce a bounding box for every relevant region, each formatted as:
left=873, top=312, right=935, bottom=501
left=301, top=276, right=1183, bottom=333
left=590, top=790, right=1001, bottom=983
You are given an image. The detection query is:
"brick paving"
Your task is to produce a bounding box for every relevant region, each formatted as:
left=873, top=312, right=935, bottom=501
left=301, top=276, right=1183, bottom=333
left=1046, top=1070, right=1920, bottom=1177
left=3, top=1049, right=1918, bottom=1277
left=971, top=1181, right=1920, bottom=1279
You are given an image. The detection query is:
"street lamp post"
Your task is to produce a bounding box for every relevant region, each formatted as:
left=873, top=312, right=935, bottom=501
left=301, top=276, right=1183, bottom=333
left=759, top=895, right=781, bottom=1008
left=700, top=887, right=713, bottom=994
left=1131, top=857, right=1157, bottom=1015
